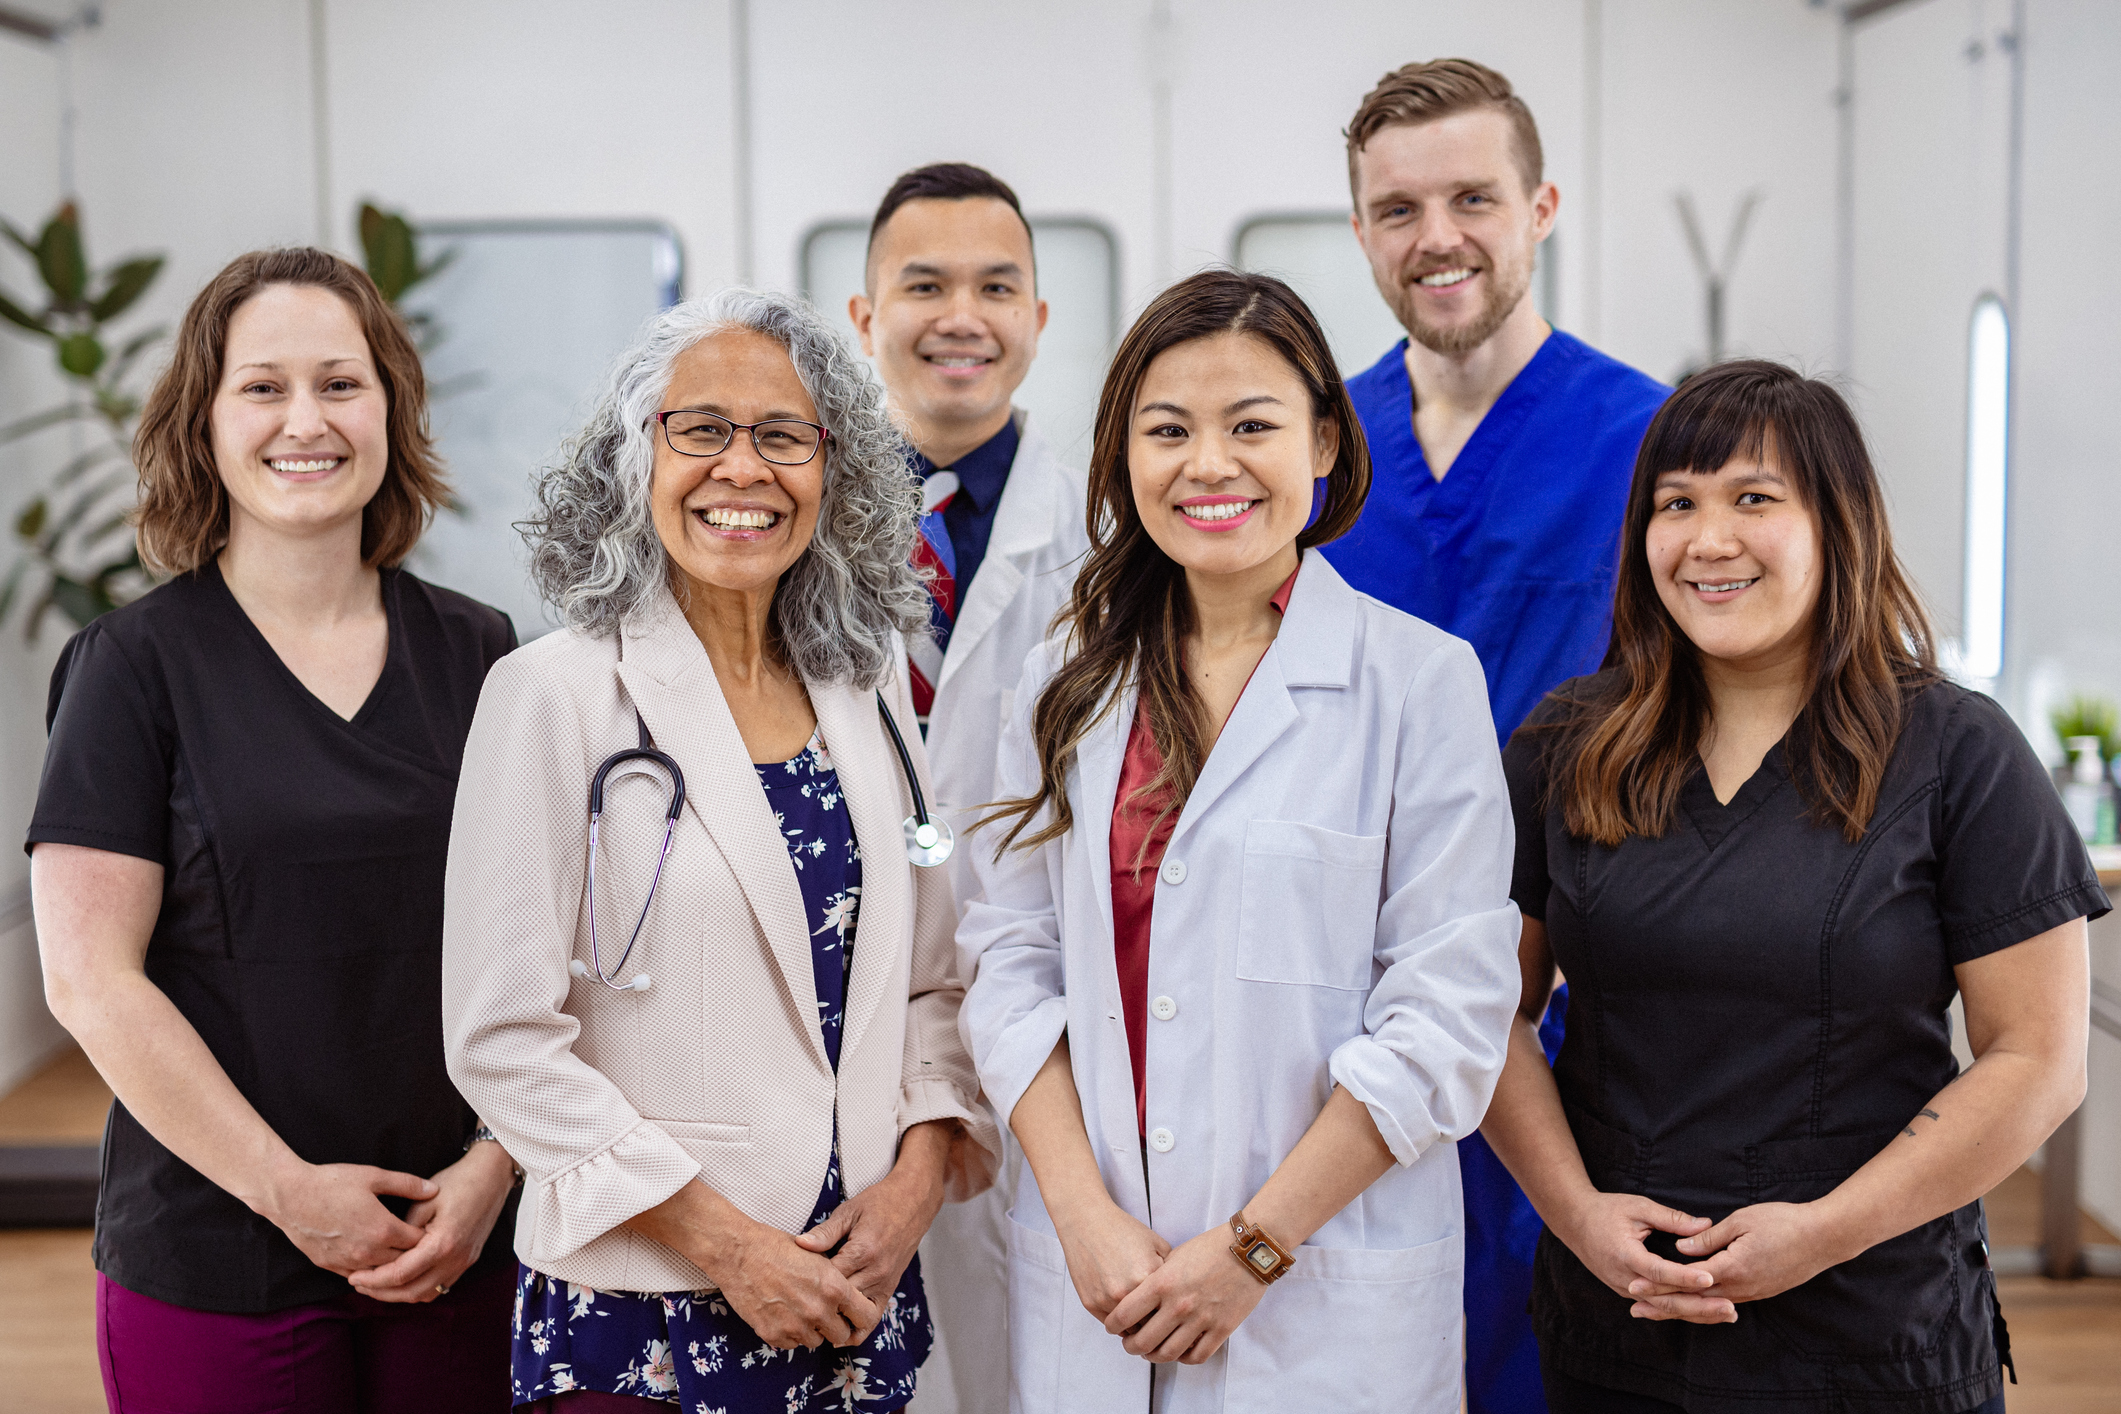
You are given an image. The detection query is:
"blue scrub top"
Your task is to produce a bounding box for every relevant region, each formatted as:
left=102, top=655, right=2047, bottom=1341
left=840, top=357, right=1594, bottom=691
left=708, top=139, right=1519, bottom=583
left=1323, top=330, right=1668, bottom=741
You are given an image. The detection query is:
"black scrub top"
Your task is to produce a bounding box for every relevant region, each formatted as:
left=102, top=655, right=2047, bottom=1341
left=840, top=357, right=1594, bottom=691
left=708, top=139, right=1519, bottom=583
left=1504, top=672, right=2108, bottom=1414
left=25, top=562, right=516, bottom=1314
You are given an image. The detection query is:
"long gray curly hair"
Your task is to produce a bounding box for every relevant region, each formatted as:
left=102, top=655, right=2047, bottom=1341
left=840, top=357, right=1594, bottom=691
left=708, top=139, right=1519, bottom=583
left=522, top=287, right=927, bottom=688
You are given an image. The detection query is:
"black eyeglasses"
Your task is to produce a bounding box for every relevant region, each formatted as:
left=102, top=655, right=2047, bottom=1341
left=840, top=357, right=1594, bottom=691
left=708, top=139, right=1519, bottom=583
left=654, top=410, right=831, bottom=466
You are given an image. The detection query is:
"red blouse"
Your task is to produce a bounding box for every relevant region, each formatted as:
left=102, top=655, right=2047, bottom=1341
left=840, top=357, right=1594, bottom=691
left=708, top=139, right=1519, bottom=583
left=1107, top=567, right=1297, bottom=1136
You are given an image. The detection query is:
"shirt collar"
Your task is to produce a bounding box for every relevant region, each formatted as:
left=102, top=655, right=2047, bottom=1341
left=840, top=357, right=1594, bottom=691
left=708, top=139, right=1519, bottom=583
left=910, top=416, right=1020, bottom=512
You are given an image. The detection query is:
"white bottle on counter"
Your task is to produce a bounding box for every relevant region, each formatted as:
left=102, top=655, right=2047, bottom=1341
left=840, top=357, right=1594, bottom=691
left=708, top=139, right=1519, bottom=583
left=2061, top=735, right=2115, bottom=844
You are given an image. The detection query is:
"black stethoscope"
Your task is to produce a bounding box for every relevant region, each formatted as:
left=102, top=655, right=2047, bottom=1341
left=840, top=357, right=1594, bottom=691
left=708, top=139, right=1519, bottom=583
left=569, top=694, right=953, bottom=992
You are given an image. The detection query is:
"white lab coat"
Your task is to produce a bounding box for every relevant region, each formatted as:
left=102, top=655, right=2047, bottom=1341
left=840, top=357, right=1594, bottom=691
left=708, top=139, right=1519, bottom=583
left=924, top=408, right=1091, bottom=883
left=957, top=550, right=1521, bottom=1414
left=917, top=408, right=1089, bottom=1414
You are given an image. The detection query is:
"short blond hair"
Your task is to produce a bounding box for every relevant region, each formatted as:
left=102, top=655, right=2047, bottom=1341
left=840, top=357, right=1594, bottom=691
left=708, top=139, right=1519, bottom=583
left=1345, top=58, right=1543, bottom=201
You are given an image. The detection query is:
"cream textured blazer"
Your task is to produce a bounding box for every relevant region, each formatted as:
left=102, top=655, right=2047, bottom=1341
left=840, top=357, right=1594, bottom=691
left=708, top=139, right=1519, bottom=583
left=443, top=585, right=998, bottom=1294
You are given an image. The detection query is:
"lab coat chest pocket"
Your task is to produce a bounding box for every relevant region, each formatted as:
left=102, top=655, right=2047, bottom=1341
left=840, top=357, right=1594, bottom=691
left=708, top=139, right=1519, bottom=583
left=1235, top=820, right=1386, bottom=991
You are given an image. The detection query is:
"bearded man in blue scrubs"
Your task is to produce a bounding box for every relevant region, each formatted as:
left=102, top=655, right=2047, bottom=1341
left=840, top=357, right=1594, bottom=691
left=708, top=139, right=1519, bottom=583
left=1323, top=58, right=1667, bottom=1414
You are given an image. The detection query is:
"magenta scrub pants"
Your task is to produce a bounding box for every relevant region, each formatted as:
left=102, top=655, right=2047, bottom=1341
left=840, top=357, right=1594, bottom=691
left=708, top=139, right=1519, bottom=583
left=96, top=1259, right=514, bottom=1413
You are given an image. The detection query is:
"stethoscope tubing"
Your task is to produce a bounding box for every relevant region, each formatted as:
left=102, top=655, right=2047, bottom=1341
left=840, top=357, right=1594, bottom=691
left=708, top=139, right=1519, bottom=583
left=575, top=693, right=945, bottom=993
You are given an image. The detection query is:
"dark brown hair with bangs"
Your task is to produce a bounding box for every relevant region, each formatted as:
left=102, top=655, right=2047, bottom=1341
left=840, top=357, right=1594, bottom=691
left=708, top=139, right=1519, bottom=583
left=981, top=268, right=1370, bottom=856
left=133, top=247, right=447, bottom=574
left=1546, top=359, right=1938, bottom=846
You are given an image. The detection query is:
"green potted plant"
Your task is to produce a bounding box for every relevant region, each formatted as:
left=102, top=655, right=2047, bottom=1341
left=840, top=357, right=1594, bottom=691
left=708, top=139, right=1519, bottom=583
left=0, top=201, right=163, bottom=635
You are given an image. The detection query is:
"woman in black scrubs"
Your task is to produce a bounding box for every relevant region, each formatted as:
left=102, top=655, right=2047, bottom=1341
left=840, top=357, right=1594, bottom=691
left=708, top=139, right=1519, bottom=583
left=1482, top=360, right=2104, bottom=1414
left=27, top=248, right=519, bottom=1412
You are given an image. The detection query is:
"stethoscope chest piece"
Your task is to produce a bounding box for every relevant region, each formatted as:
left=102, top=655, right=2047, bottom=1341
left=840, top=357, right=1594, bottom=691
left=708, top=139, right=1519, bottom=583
left=903, top=812, right=955, bottom=868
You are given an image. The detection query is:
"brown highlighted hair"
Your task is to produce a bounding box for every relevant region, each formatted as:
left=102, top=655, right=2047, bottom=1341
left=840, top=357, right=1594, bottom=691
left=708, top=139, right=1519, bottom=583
left=1545, top=360, right=1938, bottom=846
left=1345, top=58, right=1544, bottom=199
left=982, top=268, right=1370, bottom=856
left=133, top=247, right=448, bottom=574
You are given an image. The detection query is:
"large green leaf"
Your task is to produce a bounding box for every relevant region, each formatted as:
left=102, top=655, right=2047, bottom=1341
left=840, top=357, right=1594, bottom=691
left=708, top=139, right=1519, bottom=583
left=58, top=331, right=105, bottom=377
left=50, top=442, right=122, bottom=487
left=88, top=255, right=163, bottom=322
left=0, top=558, right=25, bottom=624
left=15, top=498, right=47, bottom=540
left=0, top=217, right=37, bottom=263
left=0, top=284, right=50, bottom=335
left=360, top=203, right=420, bottom=303
left=0, top=403, right=90, bottom=445
left=49, top=574, right=110, bottom=627
left=38, top=203, right=87, bottom=307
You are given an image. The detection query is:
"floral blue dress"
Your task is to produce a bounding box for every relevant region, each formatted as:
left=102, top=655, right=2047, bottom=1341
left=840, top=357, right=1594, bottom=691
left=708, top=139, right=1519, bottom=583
left=511, top=730, right=933, bottom=1411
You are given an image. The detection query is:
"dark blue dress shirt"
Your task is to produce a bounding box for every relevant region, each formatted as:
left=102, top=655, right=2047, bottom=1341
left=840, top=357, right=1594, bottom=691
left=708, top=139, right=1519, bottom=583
left=911, top=417, right=1020, bottom=646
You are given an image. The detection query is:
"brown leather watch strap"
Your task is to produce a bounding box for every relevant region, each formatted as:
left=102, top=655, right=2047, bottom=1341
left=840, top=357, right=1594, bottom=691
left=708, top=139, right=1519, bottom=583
left=1229, top=1210, right=1295, bottom=1284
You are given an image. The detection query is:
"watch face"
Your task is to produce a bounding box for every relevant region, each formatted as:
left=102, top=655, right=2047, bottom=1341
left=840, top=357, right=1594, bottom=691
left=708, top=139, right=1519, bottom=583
left=1245, top=1241, right=1280, bottom=1274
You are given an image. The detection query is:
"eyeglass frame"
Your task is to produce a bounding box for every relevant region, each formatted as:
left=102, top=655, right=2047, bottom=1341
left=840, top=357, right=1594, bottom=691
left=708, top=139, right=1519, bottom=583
left=652, top=409, right=833, bottom=466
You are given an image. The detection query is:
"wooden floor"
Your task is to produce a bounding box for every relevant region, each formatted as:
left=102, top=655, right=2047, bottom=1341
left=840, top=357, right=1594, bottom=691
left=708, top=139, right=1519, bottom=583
left=1, top=1049, right=2116, bottom=1413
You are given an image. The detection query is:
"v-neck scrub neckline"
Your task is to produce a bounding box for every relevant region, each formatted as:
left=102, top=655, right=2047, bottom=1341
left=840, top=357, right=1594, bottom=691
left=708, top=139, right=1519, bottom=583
left=26, top=564, right=516, bottom=1314
left=1504, top=672, right=2109, bottom=1414
left=211, top=559, right=402, bottom=730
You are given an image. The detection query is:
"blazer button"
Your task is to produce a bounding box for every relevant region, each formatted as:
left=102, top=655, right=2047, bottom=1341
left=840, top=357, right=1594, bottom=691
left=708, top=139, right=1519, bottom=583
left=1148, top=1126, right=1176, bottom=1153
left=1159, top=858, right=1187, bottom=885
left=1151, top=995, right=1178, bottom=1021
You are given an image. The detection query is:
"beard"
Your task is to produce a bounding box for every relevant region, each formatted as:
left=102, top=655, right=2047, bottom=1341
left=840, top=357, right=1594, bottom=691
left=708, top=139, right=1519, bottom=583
left=1387, top=252, right=1534, bottom=355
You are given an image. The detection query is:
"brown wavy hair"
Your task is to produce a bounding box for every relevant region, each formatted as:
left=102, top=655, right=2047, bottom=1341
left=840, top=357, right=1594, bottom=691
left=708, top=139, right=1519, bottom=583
left=982, top=268, right=1370, bottom=856
left=1345, top=58, right=1544, bottom=197
left=1544, top=360, right=1939, bottom=846
left=133, top=247, right=447, bottom=573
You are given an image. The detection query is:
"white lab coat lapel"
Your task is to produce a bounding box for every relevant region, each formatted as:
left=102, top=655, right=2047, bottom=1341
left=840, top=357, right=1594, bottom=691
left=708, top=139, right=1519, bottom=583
left=615, top=588, right=831, bottom=1073
left=937, top=411, right=1064, bottom=689
left=1074, top=683, right=1157, bottom=1206
left=813, top=678, right=908, bottom=1063
left=1165, top=551, right=1356, bottom=860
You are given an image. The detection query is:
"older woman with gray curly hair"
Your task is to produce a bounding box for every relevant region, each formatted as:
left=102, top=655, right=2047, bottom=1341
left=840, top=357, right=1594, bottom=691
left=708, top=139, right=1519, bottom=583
left=441, top=288, right=998, bottom=1414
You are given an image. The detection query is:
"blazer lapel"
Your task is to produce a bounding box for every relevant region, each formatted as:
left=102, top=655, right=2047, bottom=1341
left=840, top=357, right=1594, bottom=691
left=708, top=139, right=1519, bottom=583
left=814, top=679, right=908, bottom=1063
left=616, top=590, right=830, bottom=1073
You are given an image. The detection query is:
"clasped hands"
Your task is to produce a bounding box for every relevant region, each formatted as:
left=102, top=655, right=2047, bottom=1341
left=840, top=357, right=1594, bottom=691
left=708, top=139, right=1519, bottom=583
left=1561, top=1190, right=1852, bottom=1324
left=1052, top=1195, right=1269, bottom=1366
left=635, top=1119, right=956, bottom=1354
left=249, top=1140, right=519, bottom=1304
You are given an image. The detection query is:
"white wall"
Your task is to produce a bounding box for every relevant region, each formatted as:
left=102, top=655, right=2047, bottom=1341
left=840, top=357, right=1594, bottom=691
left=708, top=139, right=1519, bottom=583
left=2010, top=0, right=2121, bottom=749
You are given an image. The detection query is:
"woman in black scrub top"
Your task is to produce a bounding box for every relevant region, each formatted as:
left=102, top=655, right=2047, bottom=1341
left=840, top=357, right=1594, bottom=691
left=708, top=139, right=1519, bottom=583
left=27, top=249, right=519, bottom=1412
left=1481, top=361, right=2105, bottom=1414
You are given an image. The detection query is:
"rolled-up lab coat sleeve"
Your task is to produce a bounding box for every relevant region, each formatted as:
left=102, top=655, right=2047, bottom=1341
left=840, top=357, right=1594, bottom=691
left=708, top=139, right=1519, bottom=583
left=1329, top=637, right=1521, bottom=1166
left=956, top=642, right=1071, bottom=1131
left=441, top=650, right=699, bottom=1263
left=887, top=649, right=1002, bottom=1200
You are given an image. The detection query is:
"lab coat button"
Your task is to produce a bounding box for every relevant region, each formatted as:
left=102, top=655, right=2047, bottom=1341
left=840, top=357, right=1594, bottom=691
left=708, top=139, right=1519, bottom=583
left=1159, top=858, right=1187, bottom=885
left=1151, top=995, right=1178, bottom=1021
left=1148, top=1126, right=1176, bottom=1153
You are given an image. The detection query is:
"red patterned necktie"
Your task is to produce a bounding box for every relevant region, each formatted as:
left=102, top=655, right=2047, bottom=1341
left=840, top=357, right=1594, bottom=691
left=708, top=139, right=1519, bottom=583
left=908, top=471, right=960, bottom=720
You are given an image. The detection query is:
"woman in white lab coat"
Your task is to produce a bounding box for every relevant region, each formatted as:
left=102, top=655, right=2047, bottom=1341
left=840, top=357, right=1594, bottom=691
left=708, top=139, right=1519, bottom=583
left=956, top=268, right=1522, bottom=1413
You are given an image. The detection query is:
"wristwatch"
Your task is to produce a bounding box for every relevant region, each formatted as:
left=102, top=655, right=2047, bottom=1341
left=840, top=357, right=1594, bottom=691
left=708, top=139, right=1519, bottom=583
left=1229, top=1210, right=1295, bottom=1285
